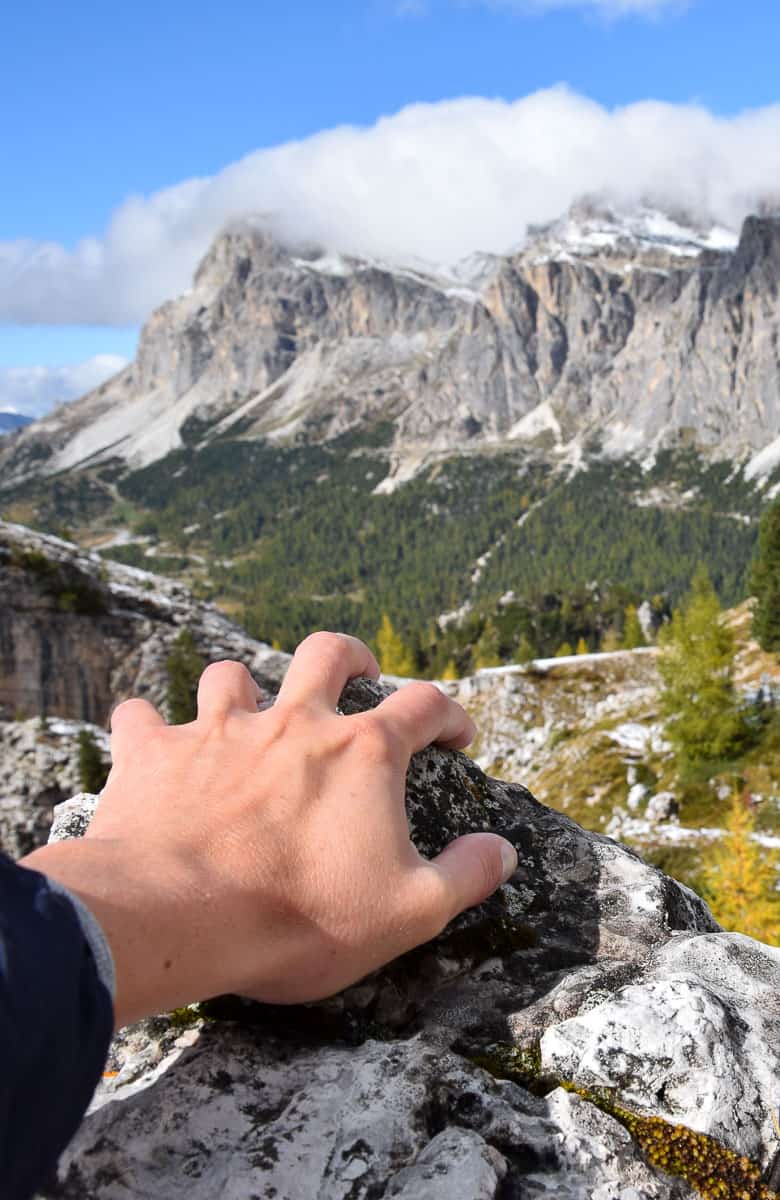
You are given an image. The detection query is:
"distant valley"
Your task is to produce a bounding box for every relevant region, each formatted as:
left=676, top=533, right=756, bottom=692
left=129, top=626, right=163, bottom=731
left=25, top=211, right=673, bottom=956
left=0, top=412, right=32, bottom=435
left=3, top=201, right=780, bottom=666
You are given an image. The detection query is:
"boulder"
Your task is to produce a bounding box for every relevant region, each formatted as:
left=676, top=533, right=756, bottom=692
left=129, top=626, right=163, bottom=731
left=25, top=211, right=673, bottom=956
left=42, top=678, right=780, bottom=1199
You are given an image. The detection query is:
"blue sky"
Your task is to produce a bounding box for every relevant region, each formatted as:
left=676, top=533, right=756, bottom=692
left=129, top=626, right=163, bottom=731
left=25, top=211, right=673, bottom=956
left=3, top=0, right=780, bottom=412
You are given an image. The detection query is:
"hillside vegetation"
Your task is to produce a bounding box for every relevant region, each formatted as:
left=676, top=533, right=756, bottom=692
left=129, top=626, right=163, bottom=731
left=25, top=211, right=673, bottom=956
left=1, top=437, right=770, bottom=677
left=454, top=594, right=780, bottom=943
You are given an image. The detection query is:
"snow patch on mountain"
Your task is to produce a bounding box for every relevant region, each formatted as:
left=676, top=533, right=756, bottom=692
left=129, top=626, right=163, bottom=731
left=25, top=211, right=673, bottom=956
left=744, top=433, right=780, bottom=482
left=527, top=204, right=738, bottom=265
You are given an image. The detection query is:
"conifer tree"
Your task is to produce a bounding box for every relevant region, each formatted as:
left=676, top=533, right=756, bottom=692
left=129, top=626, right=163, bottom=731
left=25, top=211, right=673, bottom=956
left=701, top=791, right=780, bottom=944
left=601, top=628, right=621, bottom=652
left=166, top=629, right=206, bottom=724
left=750, top=498, right=780, bottom=652
left=555, top=641, right=573, bottom=658
left=376, top=614, right=416, bottom=676
left=658, top=566, right=748, bottom=768
left=515, top=634, right=535, bottom=665
left=622, top=604, right=645, bottom=649
left=576, top=637, right=588, bottom=655
left=77, top=729, right=109, bottom=794
left=440, top=659, right=459, bottom=681
left=473, top=618, right=501, bottom=670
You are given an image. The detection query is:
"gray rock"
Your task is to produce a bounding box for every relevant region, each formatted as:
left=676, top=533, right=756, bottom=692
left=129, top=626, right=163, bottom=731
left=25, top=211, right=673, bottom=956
left=541, top=932, right=780, bottom=1165
left=644, top=791, right=677, bottom=822
left=0, top=718, right=107, bottom=857
left=0, top=520, right=287, bottom=727
left=43, top=675, right=744, bottom=1199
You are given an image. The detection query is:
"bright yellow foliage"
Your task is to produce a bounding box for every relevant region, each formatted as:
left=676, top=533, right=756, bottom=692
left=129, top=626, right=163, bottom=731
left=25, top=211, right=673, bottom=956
left=376, top=614, right=416, bottom=676
left=701, top=792, right=780, bottom=945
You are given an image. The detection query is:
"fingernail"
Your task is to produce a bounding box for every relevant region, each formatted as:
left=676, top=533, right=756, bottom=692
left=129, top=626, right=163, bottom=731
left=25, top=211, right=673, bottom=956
left=499, top=839, right=518, bottom=883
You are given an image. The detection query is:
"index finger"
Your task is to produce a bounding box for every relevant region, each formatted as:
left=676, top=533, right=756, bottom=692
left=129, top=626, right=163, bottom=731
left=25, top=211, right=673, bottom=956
left=367, top=681, right=476, bottom=757
left=276, top=631, right=380, bottom=712
left=110, top=698, right=166, bottom=766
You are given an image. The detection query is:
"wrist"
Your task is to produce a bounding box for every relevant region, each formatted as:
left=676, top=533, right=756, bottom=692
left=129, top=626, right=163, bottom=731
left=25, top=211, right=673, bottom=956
left=19, top=839, right=211, bottom=1028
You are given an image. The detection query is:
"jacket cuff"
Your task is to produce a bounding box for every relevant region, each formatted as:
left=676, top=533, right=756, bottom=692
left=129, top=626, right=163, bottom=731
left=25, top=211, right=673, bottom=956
left=46, top=879, right=117, bottom=1002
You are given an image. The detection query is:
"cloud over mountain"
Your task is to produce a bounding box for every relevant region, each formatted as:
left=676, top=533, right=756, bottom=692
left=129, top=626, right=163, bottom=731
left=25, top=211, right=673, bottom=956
left=3, top=86, right=780, bottom=327
left=0, top=355, right=128, bottom=418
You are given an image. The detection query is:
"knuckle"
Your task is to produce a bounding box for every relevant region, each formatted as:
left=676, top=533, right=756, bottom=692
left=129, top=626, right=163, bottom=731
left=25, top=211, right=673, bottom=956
left=408, top=680, right=447, bottom=712
left=298, top=630, right=344, bottom=655
left=110, top=697, right=149, bottom=724
left=201, top=659, right=245, bottom=680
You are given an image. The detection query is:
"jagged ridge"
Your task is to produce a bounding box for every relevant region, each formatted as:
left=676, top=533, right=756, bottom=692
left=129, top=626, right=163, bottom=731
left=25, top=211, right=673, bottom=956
left=3, top=204, right=780, bottom=492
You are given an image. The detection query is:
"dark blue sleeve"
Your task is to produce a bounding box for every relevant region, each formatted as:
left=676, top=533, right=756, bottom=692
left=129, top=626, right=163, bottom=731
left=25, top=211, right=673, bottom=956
left=0, top=852, right=114, bottom=1200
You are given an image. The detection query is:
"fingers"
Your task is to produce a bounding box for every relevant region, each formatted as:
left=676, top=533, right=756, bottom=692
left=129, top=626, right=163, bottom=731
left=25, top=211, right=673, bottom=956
left=419, top=832, right=519, bottom=933
left=276, top=632, right=380, bottom=712
left=197, top=661, right=262, bottom=722
left=369, top=681, right=476, bottom=756
left=110, top=698, right=166, bottom=765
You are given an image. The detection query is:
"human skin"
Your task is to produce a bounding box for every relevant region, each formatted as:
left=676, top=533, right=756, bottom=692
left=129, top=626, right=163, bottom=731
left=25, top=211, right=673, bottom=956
left=20, top=632, right=518, bottom=1030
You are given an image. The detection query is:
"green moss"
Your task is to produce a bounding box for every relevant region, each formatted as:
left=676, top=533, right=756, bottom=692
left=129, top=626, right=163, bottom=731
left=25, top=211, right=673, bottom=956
left=468, top=1041, right=551, bottom=1096
left=472, top=1040, right=779, bottom=1199
left=167, top=1005, right=204, bottom=1029
left=586, top=1087, right=778, bottom=1200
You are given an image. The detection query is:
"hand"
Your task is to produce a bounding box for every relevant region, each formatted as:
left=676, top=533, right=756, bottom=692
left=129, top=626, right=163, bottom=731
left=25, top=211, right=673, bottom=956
left=20, top=632, right=517, bottom=1028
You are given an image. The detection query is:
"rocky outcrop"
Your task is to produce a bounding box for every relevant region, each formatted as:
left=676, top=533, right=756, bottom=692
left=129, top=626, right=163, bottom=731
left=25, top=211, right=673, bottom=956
left=0, top=520, right=286, bottom=725
left=42, top=676, right=780, bottom=1200
left=0, top=520, right=288, bottom=856
left=3, top=204, right=780, bottom=489
left=0, top=718, right=107, bottom=857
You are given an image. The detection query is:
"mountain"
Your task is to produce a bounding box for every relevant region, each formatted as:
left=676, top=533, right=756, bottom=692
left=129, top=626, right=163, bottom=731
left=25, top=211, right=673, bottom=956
left=0, top=412, right=32, bottom=436
left=3, top=202, right=780, bottom=658
left=4, top=201, right=780, bottom=487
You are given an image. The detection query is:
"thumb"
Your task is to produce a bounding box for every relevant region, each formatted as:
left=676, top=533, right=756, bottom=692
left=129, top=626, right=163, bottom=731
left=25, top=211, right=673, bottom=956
left=429, top=832, right=518, bottom=923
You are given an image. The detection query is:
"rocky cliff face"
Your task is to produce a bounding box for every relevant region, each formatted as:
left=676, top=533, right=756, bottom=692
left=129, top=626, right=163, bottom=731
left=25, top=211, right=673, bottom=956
left=0, top=520, right=286, bottom=725
left=42, top=679, right=780, bottom=1200
left=4, top=204, right=780, bottom=491
left=0, top=520, right=287, bottom=856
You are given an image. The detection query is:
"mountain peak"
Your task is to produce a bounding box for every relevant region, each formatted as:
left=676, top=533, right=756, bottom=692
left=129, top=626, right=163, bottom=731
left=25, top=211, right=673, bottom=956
left=525, top=198, right=738, bottom=267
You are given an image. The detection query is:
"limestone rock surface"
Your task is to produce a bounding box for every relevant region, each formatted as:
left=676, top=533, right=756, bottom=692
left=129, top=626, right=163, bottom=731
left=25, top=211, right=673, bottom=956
left=0, top=520, right=286, bottom=725
left=42, top=678, right=780, bottom=1200
left=0, top=718, right=107, bottom=857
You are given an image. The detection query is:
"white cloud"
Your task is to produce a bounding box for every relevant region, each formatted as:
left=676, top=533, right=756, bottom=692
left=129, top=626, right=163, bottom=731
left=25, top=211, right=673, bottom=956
left=3, top=87, right=780, bottom=327
left=0, top=355, right=128, bottom=418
